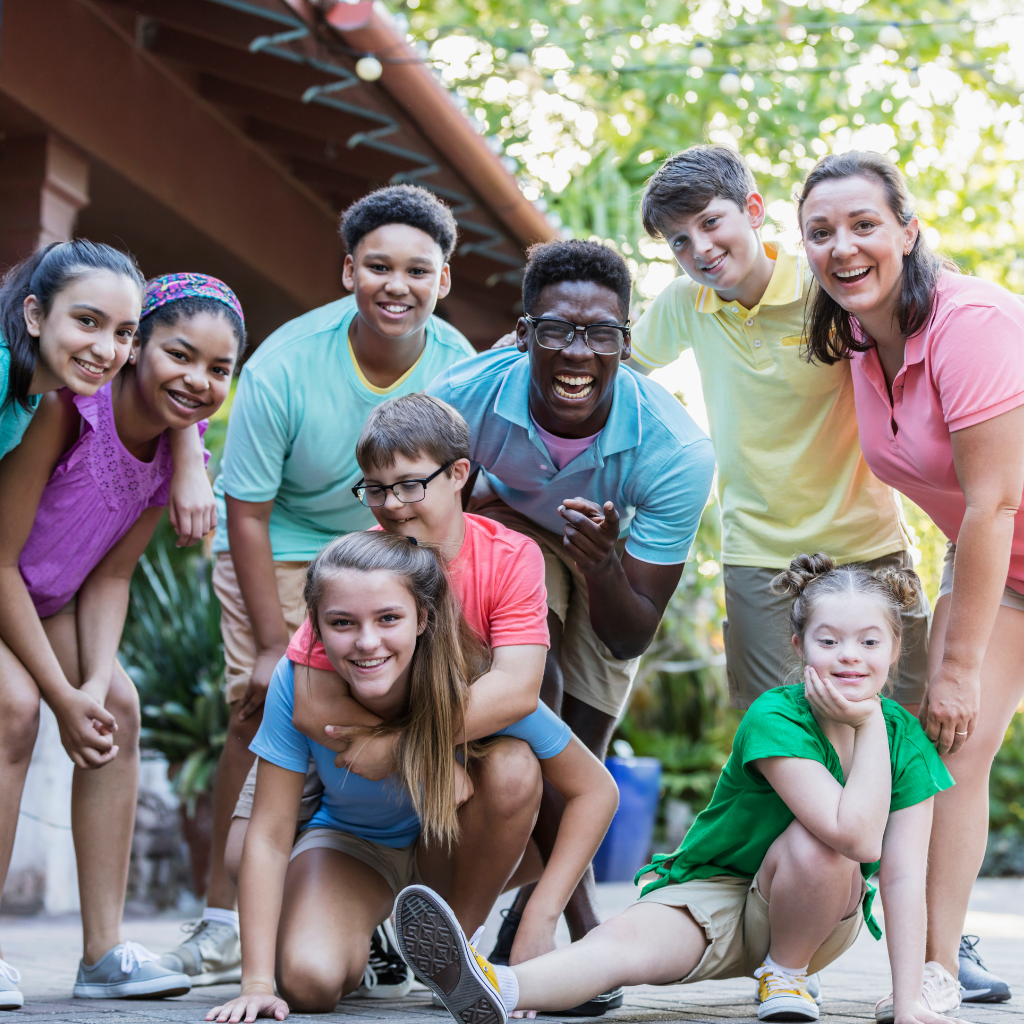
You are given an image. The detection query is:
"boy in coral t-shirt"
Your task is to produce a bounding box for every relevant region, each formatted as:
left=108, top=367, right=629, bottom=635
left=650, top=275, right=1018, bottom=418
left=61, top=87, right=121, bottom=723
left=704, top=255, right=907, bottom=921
left=282, top=394, right=551, bottom=942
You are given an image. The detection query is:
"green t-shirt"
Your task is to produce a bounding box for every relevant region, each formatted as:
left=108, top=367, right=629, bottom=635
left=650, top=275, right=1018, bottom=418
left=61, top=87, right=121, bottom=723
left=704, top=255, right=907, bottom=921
left=637, top=685, right=954, bottom=939
left=0, top=341, right=41, bottom=459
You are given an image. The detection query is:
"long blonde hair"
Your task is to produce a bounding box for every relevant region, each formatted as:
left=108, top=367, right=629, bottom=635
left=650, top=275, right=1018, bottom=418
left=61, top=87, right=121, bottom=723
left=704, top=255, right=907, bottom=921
left=303, top=531, right=489, bottom=848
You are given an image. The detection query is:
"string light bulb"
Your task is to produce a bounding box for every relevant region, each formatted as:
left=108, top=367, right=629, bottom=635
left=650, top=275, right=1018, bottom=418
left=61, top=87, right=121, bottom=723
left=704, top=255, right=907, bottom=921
left=689, top=42, right=713, bottom=67
left=355, top=55, right=383, bottom=81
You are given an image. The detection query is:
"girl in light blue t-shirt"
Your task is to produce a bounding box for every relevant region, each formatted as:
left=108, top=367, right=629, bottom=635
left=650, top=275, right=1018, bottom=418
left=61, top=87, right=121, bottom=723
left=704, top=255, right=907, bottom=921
left=208, top=531, right=619, bottom=1022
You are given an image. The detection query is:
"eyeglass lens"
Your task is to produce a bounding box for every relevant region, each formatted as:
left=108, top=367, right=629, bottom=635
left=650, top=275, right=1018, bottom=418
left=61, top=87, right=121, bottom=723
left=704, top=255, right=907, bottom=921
left=533, top=320, right=623, bottom=354
left=358, top=481, right=426, bottom=507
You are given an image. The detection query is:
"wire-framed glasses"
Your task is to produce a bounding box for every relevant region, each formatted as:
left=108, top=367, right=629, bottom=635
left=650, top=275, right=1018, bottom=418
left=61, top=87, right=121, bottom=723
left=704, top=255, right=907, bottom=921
left=351, top=461, right=455, bottom=507
left=524, top=313, right=630, bottom=354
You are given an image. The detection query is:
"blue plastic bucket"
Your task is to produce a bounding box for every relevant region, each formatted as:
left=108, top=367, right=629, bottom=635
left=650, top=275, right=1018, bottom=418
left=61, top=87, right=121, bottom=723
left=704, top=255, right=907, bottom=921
left=592, top=756, right=662, bottom=883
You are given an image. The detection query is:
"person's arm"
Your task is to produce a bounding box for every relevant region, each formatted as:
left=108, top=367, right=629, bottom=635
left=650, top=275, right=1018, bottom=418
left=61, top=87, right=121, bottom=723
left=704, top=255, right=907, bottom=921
left=298, top=645, right=545, bottom=779
left=207, top=758, right=304, bottom=1024
left=74, top=506, right=164, bottom=707
left=226, top=495, right=291, bottom=722
left=0, top=394, right=117, bottom=768
left=556, top=498, right=682, bottom=660
left=510, top=736, right=618, bottom=963
left=921, top=403, right=1024, bottom=755
left=754, top=668, right=891, bottom=863
left=166, top=423, right=215, bottom=548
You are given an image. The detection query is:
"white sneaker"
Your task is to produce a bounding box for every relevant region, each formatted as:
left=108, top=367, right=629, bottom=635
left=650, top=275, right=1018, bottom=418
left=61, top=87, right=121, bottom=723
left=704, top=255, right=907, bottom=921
left=0, top=960, right=23, bottom=1010
left=874, top=961, right=961, bottom=1023
left=754, top=962, right=819, bottom=1022
left=159, top=918, right=241, bottom=986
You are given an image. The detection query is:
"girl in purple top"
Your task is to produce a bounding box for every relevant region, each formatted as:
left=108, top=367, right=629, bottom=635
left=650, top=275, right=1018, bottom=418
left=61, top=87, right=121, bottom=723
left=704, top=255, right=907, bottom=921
left=0, top=275, right=244, bottom=1006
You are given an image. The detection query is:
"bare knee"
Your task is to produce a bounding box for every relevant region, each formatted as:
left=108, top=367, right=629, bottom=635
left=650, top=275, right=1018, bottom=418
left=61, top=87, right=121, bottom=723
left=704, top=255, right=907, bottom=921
left=782, top=821, right=851, bottom=878
left=1, top=682, right=40, bottom=764
left=106, top=667, right=141, bottom=746
left=278, top=958, right=360, bottom=1013
left=474, top=738, right=542, bottom=816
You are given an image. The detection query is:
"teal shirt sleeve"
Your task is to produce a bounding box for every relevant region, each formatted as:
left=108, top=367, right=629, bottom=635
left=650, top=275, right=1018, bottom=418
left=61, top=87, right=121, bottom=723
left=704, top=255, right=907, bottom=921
left=0, top=343, right=41, bottom=459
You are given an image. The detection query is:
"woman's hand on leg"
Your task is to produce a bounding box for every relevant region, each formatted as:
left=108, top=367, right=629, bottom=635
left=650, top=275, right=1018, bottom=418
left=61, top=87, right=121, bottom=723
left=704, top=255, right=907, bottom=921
left=206, top=988, right=288, bottom=1023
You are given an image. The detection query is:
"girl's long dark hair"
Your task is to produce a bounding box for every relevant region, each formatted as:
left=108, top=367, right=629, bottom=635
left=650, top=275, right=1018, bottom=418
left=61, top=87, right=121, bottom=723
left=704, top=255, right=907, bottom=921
left=797, top=151, right=959, bottom=365
left=0, top=241, right=145, bottom=411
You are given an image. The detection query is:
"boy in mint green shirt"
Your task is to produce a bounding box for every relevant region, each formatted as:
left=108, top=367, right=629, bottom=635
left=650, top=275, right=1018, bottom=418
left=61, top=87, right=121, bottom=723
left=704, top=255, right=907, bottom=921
left=166, top=185, right=476, bottom=986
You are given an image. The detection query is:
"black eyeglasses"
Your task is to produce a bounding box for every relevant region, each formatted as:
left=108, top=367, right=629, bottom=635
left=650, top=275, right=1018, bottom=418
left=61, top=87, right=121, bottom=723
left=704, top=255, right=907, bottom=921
left=523, top=313, right=630, bottom=355
left=352, top=461, right=455, bottom=507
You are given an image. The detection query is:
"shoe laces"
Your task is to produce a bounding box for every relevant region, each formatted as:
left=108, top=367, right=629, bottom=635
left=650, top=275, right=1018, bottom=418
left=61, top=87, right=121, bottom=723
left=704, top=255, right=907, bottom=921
left=118, top=942, right=157, bottom=975
left=753, top=963, right=809, bottom=997
left=0, top=959, right=21, bottom=986
left=921, top=963, right=955, bottom=1006
left=959, top=934, right=985, bottom=968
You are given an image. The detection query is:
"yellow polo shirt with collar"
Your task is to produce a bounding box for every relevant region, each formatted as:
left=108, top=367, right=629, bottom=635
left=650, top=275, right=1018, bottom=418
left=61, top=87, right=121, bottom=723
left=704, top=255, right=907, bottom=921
left=630, top=244, right=908, bottom=568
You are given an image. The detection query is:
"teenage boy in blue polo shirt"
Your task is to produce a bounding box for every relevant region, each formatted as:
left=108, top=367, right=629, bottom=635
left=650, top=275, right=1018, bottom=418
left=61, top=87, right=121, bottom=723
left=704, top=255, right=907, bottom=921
left=428, top=240, right=715, bottom=1006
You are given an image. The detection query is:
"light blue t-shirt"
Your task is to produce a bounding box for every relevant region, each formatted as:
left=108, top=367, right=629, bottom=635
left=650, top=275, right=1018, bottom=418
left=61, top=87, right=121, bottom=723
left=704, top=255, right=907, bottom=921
left=250, top=658, right=572, bottom=846
left=428, top=349, right=717, bottom=565
left=0, top=342, right=41, bottom=459
left=212, top=296, right=475, bottom=560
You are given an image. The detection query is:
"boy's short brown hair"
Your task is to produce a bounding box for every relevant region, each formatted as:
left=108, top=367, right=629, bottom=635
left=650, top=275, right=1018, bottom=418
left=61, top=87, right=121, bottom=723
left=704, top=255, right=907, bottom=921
left=356, top=393, right=470, bottom=475
left=641, top=145, right=757, bottom=240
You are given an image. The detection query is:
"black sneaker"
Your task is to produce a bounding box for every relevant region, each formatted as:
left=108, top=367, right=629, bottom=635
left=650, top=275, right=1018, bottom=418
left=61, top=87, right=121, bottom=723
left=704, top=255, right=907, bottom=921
left=488, top=907, right=522, bottom=967
left=357, top=923, right=413, bottom=998
left=958, top=934, right=1011, bottom=1003
left=543, top=987, right=624, bottom=1017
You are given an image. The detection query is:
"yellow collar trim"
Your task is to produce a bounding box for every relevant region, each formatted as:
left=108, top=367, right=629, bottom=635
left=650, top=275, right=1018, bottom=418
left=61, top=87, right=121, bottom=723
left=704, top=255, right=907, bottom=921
left=348, top=336, right=424, bottom=395
left=694, top=242, right=805, bottom=315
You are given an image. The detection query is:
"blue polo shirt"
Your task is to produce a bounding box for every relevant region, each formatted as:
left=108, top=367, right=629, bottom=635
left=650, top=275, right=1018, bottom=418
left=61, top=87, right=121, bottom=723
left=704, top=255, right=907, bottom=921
left=428, top=349, right=716, bottom=565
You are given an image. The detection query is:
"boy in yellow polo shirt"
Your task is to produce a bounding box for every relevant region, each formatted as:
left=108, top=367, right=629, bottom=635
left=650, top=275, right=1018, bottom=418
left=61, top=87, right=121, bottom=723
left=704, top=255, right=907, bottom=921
left=630, top=145, right=928, bottom=710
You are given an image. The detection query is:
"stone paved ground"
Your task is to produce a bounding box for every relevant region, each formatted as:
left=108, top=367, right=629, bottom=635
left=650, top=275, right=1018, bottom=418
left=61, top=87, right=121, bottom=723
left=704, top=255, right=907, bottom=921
left=3, top=879, right=1023, bottom=1023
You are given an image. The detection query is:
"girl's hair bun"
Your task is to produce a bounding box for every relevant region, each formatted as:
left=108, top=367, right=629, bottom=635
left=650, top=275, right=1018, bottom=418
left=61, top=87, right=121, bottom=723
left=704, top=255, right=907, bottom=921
left=873, top=566, right=922, bottom=610
left=770, top=552, right=836, bottom=598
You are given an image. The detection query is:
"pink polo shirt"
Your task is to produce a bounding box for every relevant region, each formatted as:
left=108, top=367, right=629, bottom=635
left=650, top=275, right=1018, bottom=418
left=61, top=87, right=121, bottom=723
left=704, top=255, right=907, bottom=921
left=850, top=272, right=1024, bottom=594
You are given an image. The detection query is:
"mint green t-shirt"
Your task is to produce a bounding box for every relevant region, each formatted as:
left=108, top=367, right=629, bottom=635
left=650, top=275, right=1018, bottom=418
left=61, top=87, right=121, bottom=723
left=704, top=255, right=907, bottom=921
left=0, top=342, right=41, bottom=459
left=637, top=685, right=954, bottom=939
left=212, top=295, right=475, bottom=560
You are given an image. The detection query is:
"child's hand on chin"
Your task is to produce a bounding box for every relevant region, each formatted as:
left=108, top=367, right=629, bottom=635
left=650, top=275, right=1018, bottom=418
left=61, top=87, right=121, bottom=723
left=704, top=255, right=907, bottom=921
left=893, top=1004, right=968, bottom=1024
left=804, top=665, right=881, bottom=729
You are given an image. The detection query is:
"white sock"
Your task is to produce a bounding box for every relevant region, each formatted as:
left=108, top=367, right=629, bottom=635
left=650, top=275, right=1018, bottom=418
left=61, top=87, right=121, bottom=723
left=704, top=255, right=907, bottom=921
left=203, top=907, right=240, bottom=932
left=492, top=964, right=520, bottom=1013
left=763, top=952, right=808, bottom=982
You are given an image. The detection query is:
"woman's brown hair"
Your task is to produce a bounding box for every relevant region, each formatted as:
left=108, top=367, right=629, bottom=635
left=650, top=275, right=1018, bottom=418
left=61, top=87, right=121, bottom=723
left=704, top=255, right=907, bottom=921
left=797, top=151, right=959, bottom=365
left=303, top=531, right=489, bottom=848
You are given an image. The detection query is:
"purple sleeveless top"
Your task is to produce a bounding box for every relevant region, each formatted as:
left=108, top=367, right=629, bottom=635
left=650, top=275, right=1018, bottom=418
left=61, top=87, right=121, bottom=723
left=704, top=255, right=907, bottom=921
left=19, top=383, right=208, bottom=617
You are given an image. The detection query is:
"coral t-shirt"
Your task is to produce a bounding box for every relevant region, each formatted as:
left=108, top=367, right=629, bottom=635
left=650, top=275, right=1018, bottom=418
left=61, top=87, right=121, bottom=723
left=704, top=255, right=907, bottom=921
left=850, top=272, right=1024, bottom=593
left=287, top=513, right=550, bottom=670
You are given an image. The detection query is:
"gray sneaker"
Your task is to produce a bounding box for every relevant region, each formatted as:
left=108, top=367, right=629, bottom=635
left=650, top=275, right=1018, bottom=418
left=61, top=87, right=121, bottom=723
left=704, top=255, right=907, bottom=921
left=74, top=941, right=191, bottom=999
left=159, top=919, right=241, bottom=986
left=0, top=959, right=24, bottom=1010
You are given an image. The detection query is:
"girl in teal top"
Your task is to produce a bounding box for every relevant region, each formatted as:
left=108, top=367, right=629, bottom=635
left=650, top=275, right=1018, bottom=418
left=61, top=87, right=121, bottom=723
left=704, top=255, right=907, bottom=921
left=0, top=242, right=215, bottom=545
left=393, top=554, right=963, bottom=1024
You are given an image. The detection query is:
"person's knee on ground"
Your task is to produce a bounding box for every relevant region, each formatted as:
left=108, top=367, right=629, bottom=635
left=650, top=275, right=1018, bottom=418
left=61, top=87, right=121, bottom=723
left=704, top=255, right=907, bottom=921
left=224, top=818, right=248, bottom=888
left=277, top=937, right=369, bottom=1012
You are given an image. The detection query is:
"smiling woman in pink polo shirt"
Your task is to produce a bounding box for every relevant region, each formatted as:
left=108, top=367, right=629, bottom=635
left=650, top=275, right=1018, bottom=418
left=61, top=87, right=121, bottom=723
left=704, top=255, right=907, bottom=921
left=797, top=150, right=1024, bottom=1007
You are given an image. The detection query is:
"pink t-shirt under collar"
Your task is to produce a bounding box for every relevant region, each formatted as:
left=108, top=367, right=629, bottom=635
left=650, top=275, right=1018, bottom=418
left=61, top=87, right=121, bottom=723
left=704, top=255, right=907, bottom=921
left=531, top=416, right=602, bottom=471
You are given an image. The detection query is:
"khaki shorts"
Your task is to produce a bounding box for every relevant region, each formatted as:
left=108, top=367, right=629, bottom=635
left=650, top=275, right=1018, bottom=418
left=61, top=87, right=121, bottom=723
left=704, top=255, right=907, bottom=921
left=939, top=541, right=1024, bottom=612
left=232, top=759, right=323, bottom=826
left=637, top=874, right=864, bottom=983
left=723, top=550, right=930, bottom=709
left=212, top=552, right=309, bottom=704
left=469, top=493, right=640, bottom=719
left=232, top=760, right=419, bottom=897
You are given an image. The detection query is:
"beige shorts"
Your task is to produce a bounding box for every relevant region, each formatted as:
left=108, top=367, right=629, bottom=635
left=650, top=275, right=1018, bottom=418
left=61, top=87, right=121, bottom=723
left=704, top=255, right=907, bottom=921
left=939, top=541, right=1024, bottom=612
left=212, top=552, right=309, bottom=704
left=232, top=760, right=419, bottom=896
left=232, top=759, right=323, bottom=826
left=637, top=874, right=865, bottom=983
left=723, top=550, right=930, bottom=709
left=468, top=493, right=640, bottom=719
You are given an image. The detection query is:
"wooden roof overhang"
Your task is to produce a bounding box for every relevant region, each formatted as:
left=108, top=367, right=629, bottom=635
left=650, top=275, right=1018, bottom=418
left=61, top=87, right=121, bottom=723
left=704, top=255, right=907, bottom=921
left=0, top=0, right=554, bottom=346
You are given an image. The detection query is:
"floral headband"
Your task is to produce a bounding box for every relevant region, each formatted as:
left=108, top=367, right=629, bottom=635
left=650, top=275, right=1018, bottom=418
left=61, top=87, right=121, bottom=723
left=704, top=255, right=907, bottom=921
left=141, top=273, right=244, bottom=326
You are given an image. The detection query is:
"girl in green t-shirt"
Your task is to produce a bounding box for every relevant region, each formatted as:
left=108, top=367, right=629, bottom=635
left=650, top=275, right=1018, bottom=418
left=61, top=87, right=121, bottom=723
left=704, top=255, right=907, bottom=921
left=392, top=554, right=963, bottom=1024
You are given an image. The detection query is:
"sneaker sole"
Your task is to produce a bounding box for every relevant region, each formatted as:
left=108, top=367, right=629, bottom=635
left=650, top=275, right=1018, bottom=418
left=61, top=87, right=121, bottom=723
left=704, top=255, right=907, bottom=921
left=961, top=987, right=1011, bottom=1003
left=186, top=967, right=243, bottom=987
left=395, top=886, right=507, bottom=1024
left=0, top=991, right=23, bottom=1011
left=73, top=977, right=191, bottom=999
left=542, top=990, right=624, bottom=1017
left=758, top=993, right=820, bottom=1022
